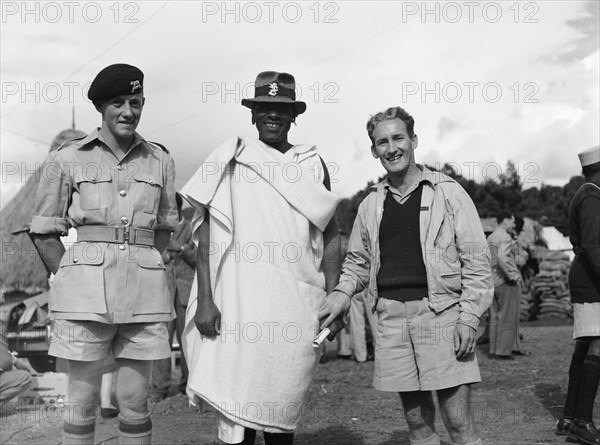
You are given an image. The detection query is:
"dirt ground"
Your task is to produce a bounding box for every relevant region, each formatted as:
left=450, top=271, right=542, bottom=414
left=1, top=322, right=599, bottom=445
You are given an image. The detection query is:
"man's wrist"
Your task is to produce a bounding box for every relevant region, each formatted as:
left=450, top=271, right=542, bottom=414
left=335, top=290, right=353, bottom=302
left=332, top=280, right=357, bottom=300
left=457, top=312, right=479, bottom=331
left=457, top=321, right=477, bottom=331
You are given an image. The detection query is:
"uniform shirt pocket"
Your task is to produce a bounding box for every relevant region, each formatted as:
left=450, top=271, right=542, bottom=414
left=74, top=170, right=113, bottom=210
left=131, top=171, right=163, bottom=214
left=50, top=243, right=107, bottom=313
left=132, top=248, right=171, bottom=315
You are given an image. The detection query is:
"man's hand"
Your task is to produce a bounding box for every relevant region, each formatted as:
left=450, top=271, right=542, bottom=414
left=194, top=299, right=221, bottom=337
left=454, top=322, right=476, bottom=360
left=318, top=290, right=351, bottom=337
left=167, top=240, right=183, bottom=252
left=14, top=357, right=37, bottom=375
left=33, top=234, right=65, bottom=275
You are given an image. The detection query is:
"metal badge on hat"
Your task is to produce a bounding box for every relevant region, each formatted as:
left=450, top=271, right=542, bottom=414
left=130, top=80, right=142, bottom=93
left=268, top=82, right=278, bottom=96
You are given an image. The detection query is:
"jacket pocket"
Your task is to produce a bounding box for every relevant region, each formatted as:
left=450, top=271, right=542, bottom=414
left=132, top=248, right=172, bottom=315
left=131, top=171, right=163, bottom=214
left=74, top=170, right=113, bottom=210
left=51, top=243, right=107, bottom=313
left=439, top=271, right=461, bottom=294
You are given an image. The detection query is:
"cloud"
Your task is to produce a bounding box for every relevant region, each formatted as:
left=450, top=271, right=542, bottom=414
left=1, top=1, right=598, bottom=208
left=437, top=117, right=457, bottom=140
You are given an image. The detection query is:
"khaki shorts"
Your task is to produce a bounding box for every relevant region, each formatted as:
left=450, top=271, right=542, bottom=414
left=374, top=297, right=481, bottom=392
left=48, top=319, right=171, bottom=361
left=573, top=302, right=600, bottom=338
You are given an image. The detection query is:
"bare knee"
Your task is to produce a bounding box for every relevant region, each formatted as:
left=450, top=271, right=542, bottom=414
left=115, top=359, right=152, bottom=418
left=400, top=391, right=437, bottom=438
left=117, top=379, right=148, bottom=418
left=69, top=377, right=101, bottom=405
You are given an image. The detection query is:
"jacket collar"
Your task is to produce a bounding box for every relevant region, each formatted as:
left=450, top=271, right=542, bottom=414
left=369, top=164, right=455, bottom=193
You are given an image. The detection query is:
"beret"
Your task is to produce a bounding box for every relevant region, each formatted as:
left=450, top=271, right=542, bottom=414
left=88, top=63, right=144, bottom=101
left=578, top=145, right=600, bottom=168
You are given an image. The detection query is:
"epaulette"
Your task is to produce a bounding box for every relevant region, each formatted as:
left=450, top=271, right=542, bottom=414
left=56, top=135, right=87, bottom=151
left=147, top=141, right=170, bottom=154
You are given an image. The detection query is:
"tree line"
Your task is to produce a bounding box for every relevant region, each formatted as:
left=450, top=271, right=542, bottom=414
left=334, top=161, right=585, bottom=237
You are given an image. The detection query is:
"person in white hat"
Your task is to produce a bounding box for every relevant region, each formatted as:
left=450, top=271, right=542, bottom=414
left=556, top=145, right=600, bottom=444
left=181, top=71, right=341, bottom=445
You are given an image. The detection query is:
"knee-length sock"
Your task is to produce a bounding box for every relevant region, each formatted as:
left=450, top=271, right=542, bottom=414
left=564, top=340, right=590, bottom=418
left=575, top=354, right=600, bottom=423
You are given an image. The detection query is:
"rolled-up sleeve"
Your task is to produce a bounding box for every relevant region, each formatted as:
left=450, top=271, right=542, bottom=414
left=157, top=156, right=179, bottom=232
left=30, top=151, right=70, bottom=236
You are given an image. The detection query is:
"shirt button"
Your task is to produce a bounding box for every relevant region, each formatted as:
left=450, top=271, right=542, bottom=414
left=121, top=217, right=129, bottom=224
left=117, top=165, right=123, bottom=171
left=73, top=258, right=78, bottom=263
left=90, top=177, right=96, bottom=183
left=119, top=245, right=126, bottom=250
left=157, top=261, right=162, bottom=266
left=119, top=190, right=127, bottom=197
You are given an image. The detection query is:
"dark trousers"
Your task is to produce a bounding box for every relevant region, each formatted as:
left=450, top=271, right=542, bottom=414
left=489, top=282, right=520, bottom=357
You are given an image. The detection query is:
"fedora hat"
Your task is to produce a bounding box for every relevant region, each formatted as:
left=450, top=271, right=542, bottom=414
left=241, top=71, right=306, bottom=115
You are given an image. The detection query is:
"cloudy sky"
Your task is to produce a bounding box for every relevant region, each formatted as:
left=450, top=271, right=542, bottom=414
left=1, top=1, right=598, bottom=209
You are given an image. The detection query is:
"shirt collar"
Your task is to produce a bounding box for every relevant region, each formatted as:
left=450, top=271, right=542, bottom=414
left=81, top=128, right=145, bottom=158
left=383, top=165, right=428, bottom=195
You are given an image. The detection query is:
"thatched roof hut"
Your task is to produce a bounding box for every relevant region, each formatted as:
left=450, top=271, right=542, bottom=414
left=0, top=129, right=86, bottom=300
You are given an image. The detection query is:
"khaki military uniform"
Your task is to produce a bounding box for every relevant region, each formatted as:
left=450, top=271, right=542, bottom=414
left=30, top=129, right=178, bottom=324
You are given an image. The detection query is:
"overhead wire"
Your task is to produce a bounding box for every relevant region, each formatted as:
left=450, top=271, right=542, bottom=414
left=146, top=20, right=403, bottom=137
left=1, top=2, right=170, bottom=123
left=63, top=2, right=169, bottom=81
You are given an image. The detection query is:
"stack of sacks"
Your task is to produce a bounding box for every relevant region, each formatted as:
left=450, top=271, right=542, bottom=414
left=519, top=288, right=533, bottom=321
left=530, top=250, right=572, bottom=320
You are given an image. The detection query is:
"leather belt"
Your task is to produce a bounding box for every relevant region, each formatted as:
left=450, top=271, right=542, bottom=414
left=76, top=226, right=155, bottom=247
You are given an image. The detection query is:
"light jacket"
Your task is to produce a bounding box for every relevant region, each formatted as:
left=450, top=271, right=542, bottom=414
left=334, top=166, right=493, bottom=330
left=487, top=228, right=521, bottom=287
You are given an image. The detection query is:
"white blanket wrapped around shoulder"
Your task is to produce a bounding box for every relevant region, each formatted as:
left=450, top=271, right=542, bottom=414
left=181, top=137, right=340, bottom=434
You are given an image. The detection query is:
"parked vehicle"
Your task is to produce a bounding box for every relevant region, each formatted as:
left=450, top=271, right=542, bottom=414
left=0, top=291, right=55, bottom=373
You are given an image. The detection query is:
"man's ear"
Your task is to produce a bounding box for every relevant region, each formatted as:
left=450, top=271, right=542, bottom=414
left=143, top=97, right=146, bottom=106
left=371, top=145, right=378, bottom=159
left=411, top=134, right=419, bottom=150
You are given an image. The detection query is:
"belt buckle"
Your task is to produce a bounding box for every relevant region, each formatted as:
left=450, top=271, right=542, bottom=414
left=123, top=226, right=131, bottom=245
left=114, top=225, right=130, bottom=245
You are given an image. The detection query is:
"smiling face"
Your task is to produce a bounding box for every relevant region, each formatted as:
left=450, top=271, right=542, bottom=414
left=371, top=118, right=418, bottom=183
left=253, top=102, right=295, bottom=152
left=96, top=93, right=144, bottom=142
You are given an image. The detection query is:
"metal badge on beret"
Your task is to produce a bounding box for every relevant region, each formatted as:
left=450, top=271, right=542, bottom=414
left=88, top=63, right=144, bottom=102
